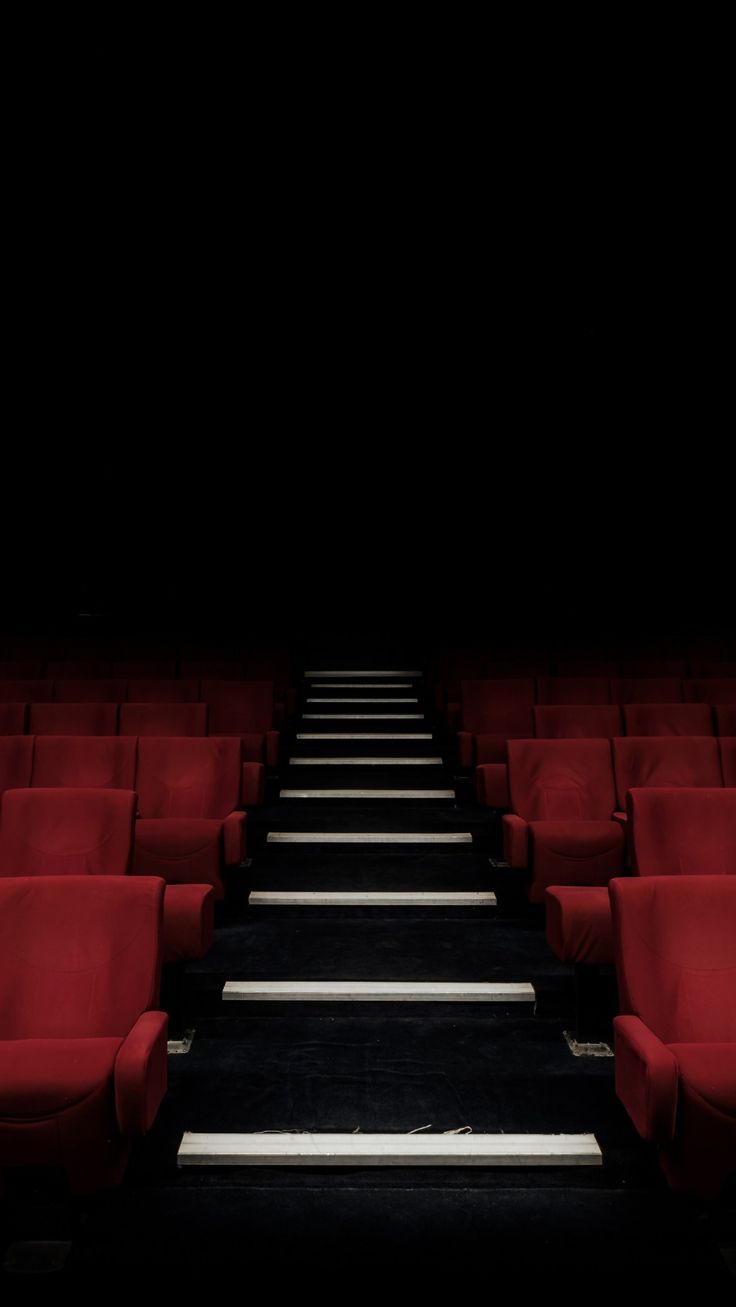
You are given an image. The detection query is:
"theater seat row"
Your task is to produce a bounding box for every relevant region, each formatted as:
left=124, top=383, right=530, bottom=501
left=482, top=737, right=736, bottom=902
left=548, top=784, right=736, bottom=959
left=0, top=735, right=256, bottom=895
left=0, top=656, right=293, bottom=680
left=0, top=684, right=280, bottom=764
left=457, top=679, right=736, bottom=765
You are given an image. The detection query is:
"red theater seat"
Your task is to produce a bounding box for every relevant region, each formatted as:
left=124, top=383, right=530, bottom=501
left=31, top=737, right=137, bottom=789
left=0, top=875, right=167, bottom=1193
left=612, top=737, right=722, bottom=814
left=623, top=703, right=713, bottom=736
left=502, top=739, right=624, bottom=903
left=545, top=885, right=614, bottom=965
left=0, top=788, right=136, bottom=876
left=119, top=703, right=207, bottom=737
left=611, top=876, right=736, bottom=1197
left=0, top=704, right=26, bottom=734
left=611, top=678, right=683, bottom=704
left=30, top=703, right=118, bottom=735
left=689, top=660, right=736, bottom=678
left=718, top=738, right=736, bottom=787
left=458, top=679, right=535, bottom=767
left=533, top=705, right=622, bottom=739
left=0, top=680, right=52, bottom=703
left=685, top=678, right=736, bottom=705
left=53, top=680, right=127, bottom=703
left=536, top=678, right=612, bottom=705
left=133, top=737, right=246, bottom=897
left=716, top=705, right=736, bottom=737
left=0, top=737, right=34, bottom=796
left=201, top=680, right=279, bottom=766
left=126, top=680, right=200, bottom=702
left=181, top=661, right=244, bottom=679
left=628, top=787, right=736, bottom=877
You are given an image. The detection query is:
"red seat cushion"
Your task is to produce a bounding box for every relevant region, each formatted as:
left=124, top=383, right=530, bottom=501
left=134, top=817, right=224, bottom=894
left=670, top=1043, right=736, bottom=1118
left=0, top=1037, right=121, bottom=1117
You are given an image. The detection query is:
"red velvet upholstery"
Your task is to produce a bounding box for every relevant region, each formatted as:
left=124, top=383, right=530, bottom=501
left=716, top=706, right=736, bottom=737
left=611, top=876, right=736, bottom=1196
left=475, top=763, right=510, bottom=808
left=533, top=705, right=622, bottom=739
left=536, top=677, right=611, bottom=705
left=459, top=680, right=535, bottom=765
left=0, top=680, right=52, bottom=703
left=162, top=884, right=215, bottom=963
left=0, top=737, right=34, bottom=796
left=718, top=738, right=736, bottom=787
left=628, top=788, right=736, bottom=877
left=53, top=680, right=127, bottom=703
left=611, top=678, right=683, bottom=704
left=119, top=703, right=207, bottom=737
left=623, top=703, right=713, bottom=737
left=504, top=740, right=624, bottom=902
left=30, top=703, right=118, bottom=736
left=0, top=703, right=27, bottom=735
left=201, top=680, right=274, bottom=732
left=0, top=875, right=166, bottom=1192
left=45, top=661, right=111, bottom=678
left=690, top=661, right=736, bottom=678
left=0, top=788, right=136, bottom=877
left=31, top=736, right=137, bottom=789
left=612, top=737, right=722, bottom=810
left=545, top=886, right=612, bottom=964
left=684, top=678, right=736, bottom=705
left=126, top=679, right=199, bottom=702
left=134, top=737, right=244, bottom=897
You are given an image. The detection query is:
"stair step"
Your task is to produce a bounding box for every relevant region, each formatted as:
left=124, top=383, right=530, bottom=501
left=279, top=789, right=455, bottom=800
left=289, top=757, right=443, bottom=765
left=266, top=832, right=473, bottom=844
left=309, top=682, right=413, bottom=688
left=222, top=980, right=534, bottom=1002
left=248, top=890, right=497, bottom=906
left=304, top=670, right=423, bottom=678
left=296, top=733, right=433, bottom=740
left=306, top=698, right=419, bottom=704
left=302, top=714, right=425, bottom=720
left=178, top=1131, right=601, bottom=1168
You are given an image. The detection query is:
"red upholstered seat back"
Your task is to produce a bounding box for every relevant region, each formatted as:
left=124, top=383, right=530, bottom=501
left=685, top=679, right=736, bottom=705
left=0, top=680, right=52, bottom=703
left=533, top=705, right=622, bottom=739
left=720, top=738, right=736, bottom=786
left=0, top=788, right=136, bottom=877
left=202, top=681, right=274, bottom=734
left=30, top=703, right=118, bottom=735
left=53, top=680, right=127, bottom=703
left=0, top=875, right=163, bottom=1038
left=610, top=876, right=736, bottom=1044
left=611, top=678, right=683, bottom=704
left=716, top=706, right=736, bottom=737
left=126, top=680, right=200, bottom=702
left=460, top=680, right=535, bottom=734
left=628, top=788, right=736, bottom=878
left=507, top=739, right=616, bottom=821
left=120, top=703, right=207, bottom=737
left=0, top=704, right=27, bottom=734
left=612, top=737, right=722, bottom=809
left=135, top=736, right=241, bottom=818
left=623, top=703, right=713, bottom=736
left=536, top=677, right=611, bottom=705
left=0, top=736, right=34, bottom=796
left=32, top=737, right=137, bottom=789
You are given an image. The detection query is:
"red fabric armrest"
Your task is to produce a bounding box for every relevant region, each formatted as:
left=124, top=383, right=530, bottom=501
left=613, top=1015, right=678, bottom=1144
left=475, top=764, right=509, bottom=809
left=162, top=885, right=215, bottom=962
left=266, top=730, right=280, bottom=768
left=241, top=762, right=265, bottom=806
left=458, top=731, right=475, bottom=768
left=223, top=810, right=247, bottom=864
left=502, top=813, right=529, bottom=867
left=115, top=1010, right=168, bottom=1136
